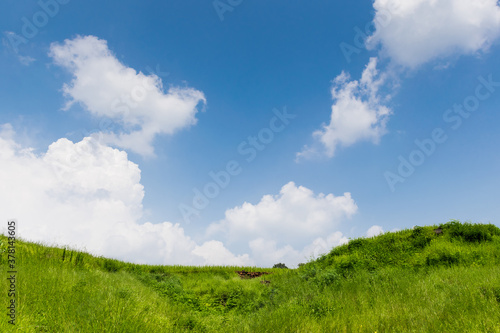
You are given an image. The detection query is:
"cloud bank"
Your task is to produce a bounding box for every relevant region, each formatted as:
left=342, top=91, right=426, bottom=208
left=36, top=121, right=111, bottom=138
left=0, top=124, right=249, bottom=266
left=208, top=181, right=357, bottom=266
left=49, top=35, right=206, bottom=156
left=1, top=125, right=358, bottom=267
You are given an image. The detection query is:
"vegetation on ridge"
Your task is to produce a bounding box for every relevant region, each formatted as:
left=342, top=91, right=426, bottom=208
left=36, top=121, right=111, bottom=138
left=1, top=220, right=500, bottom=332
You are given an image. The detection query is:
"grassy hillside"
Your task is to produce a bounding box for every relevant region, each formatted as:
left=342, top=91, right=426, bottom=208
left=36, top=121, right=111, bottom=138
left=1, top=220, right=500, bottom=332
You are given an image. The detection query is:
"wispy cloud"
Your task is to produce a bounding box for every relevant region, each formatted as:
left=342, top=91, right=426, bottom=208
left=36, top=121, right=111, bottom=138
left=17, top=55, right=35, bottom=66
left=2, top=32, right=36, bottom=66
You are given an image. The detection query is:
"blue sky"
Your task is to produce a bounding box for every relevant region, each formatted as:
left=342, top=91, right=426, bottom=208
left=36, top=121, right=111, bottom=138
left=1, top=0, right=500, bottom=267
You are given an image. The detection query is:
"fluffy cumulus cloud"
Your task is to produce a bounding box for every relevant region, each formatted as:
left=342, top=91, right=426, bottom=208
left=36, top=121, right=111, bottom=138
left=49, top=35, right=206, bottom=156
left=0, top=124, right=250, bottom=266
left=301, top=1, right=500, bottom=160
left=207, top=182, right=357, bottom=266
left=366, top=225, right=384, bottom=238
left=367, top=0, right=500, bottom=68
left=299, top=231, right=349, bottom=261
left=297, top=58, right=391, bottom=159
left=192, top=241, right=251, bottom=266
left=0, top=124, right=356, bottom=267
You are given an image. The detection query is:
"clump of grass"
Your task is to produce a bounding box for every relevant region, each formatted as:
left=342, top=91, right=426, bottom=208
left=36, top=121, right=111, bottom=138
left=441, top=220, right=500, bottom=242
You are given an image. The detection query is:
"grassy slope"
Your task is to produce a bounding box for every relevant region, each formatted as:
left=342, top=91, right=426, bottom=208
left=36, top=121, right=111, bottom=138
left=1, top=221, right=500, bottom=332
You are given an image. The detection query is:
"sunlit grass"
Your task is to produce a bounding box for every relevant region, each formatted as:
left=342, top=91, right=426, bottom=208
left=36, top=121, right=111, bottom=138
left=1, top=221, right=500, bottom=332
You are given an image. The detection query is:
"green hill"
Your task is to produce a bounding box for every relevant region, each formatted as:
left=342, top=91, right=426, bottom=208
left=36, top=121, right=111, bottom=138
left=1, top=220, right=500, bottom=332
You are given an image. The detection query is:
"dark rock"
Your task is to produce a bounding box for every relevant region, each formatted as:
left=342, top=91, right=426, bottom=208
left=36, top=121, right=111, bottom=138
left=235, top=270, right=271, bottom=279
left=434, top=228, right=443, bottom=235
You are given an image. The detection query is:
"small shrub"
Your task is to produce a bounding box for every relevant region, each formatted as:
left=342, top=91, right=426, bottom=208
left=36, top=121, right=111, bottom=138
left=347, top=238, right=367, bottom=252
left=323, top=254, right=363, bottom=278
left=412, top=226, right=425, bottom=235
left=273, top=263, right=288, bottom=269
left=299, top=264, right=318, bottom=281
left=135, top=272, right=184, bottom=298
left=425, top=244, right=461, bottom=266
left=412, top=234, right=432, bottom=249
left=410, top=226, right=432, bottom=249
left=313, top=268, right=340, bottom=288
left=153, top=275, right=183, bottom=296
left=102, top=259, right=121, bottom=273
left=216, top=285, right=243, bottom=310
left=443, top=221, right=499, bottom=243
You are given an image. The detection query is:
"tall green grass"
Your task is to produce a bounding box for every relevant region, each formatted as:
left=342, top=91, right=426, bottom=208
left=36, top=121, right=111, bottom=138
left=1, top=221, right=500, bottom=332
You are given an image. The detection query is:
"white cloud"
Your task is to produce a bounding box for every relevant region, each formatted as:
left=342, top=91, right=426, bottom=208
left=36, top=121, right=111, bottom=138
left=366, top=225, right=384, bottom=238
left=301, top=1, right=500, bottom=160
left=207, top=182, right=357, bottom=267
left=49, top=35, right=206, bottom=156
left=0, top=125, right=354, bottom=268
left=249, top=238, right=299, bottom=267
left=297, top=57, right=391, bottom=159
left=193, top=241, right=253, bottom=266
left=367, top=0, right=500, bottom=68
left=242, top=231, right=348, bottom=268
left=0, top=126, right=251, bottom=266
left=299, top=231, right=349, bottom=261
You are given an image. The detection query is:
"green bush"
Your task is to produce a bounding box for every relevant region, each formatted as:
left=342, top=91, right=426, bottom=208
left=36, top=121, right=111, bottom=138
left=102, top=259, right=121, bottom=273
left=425, top=243, right=462, bottom=266
left=337, top=254, right=360, bottom=275
left=442, top=221, right=500, bottom=243
left=313, top=268, right=340, bottom=288
left=410, top=226, right=432, bottom=248
left=136, top=271, right=184, bottom=297
left=347, top=238, right=367, bottom=252
left=299, top=263, right=318, bottom=281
